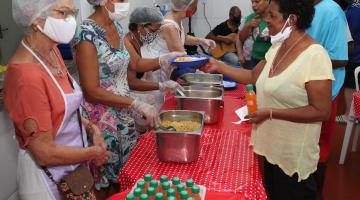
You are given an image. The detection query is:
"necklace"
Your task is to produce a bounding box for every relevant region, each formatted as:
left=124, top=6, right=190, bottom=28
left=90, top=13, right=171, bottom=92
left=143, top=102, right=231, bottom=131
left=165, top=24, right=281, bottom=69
left=270, top=33, right=307, bottom=76
left=23, top=39, right=66, bottom=78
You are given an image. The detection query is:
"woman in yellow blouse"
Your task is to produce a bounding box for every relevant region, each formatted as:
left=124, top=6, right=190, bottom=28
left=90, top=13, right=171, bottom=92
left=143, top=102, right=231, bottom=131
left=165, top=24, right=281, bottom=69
left=202, top=0, right=334, bottom=199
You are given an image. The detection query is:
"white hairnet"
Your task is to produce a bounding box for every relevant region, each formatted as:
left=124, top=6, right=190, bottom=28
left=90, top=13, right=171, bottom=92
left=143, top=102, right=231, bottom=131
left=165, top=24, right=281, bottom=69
left=129, top=7, right=163, bottom=25
left=12, top=0, right=57, bottom=28
left=87, top=0, right=107, bottom=6
left=169, top=0, right=195, bottom=11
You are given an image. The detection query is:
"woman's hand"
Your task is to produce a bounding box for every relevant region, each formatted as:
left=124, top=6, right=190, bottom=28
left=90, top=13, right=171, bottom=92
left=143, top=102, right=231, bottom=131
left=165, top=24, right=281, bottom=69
left=199, top=57, right=221, bottom=73
left=245, top=109, right=271, bottom=124
left=85, top=121, right=107, bottom=150
left=159, top=51, right=187, bottom=69
left=92, top=127, right=107, bottom=151
left=130, top=98, right=161, bottom=127
left=92, top=146, right=109, bottom=166
left=198, top=38, right=217, bottom=49
left=159, top=80, right=180, bottom=92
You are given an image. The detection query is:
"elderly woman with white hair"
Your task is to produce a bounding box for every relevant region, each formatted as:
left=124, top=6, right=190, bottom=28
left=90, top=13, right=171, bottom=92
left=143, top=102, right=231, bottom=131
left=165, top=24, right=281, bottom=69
left=4, top=0, right=109, bottom=199
left=140, top=0, right=216, bottom=79
left=74, top=0, right=163, bottom=198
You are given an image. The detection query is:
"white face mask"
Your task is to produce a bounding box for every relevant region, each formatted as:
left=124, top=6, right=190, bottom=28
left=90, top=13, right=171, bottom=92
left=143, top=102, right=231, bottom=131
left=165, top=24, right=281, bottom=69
left=106, top=2, right=130, bottom=21
left=270, top=16, right=292, bottom=45
left=38, top=16, right=77, bottom=44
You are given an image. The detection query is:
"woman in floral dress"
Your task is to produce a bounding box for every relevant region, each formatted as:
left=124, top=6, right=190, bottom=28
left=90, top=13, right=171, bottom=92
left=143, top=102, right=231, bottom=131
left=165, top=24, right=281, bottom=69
left=74, top=0, right=159, bottom=198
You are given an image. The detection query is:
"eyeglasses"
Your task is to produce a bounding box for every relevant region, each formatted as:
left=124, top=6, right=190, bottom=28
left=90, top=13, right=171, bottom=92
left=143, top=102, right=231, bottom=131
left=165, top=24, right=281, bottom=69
left=51, top=8, right=79, bottom=19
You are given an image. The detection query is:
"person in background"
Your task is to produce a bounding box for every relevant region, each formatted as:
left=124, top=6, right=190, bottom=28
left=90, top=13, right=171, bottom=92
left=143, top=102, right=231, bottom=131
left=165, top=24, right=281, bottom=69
left=125, top=7, right=185, bottom=110
left=306, top=1, right=348, bottom=199
left=335, top=0, right=352, bottom=9
left=238, top=0, right=271, bottom=69
left=205, top=6, right=245, bottom=66
left=74, top=0, right=160, bottom=198
left=5, top=0, right=108, bottom=199
left=202, top=0, right=333, bottom=199
left=140, top=0, right=216, bottom=80
left=339, top=0, right=360, bottom=124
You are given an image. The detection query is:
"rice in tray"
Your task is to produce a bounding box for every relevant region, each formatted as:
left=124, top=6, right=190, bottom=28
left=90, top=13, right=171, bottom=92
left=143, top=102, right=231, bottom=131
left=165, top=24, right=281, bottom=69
left=161, top=120, right=201, bottom=132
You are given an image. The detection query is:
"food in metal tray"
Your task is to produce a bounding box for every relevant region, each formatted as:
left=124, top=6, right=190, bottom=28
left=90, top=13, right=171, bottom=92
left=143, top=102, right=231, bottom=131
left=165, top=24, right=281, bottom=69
left=161, top=120, right=201, bottom=132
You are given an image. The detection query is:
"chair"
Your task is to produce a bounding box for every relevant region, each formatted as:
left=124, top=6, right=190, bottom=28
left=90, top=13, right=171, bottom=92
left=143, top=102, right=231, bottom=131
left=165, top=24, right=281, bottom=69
left=339, top=66, right=360, bottom=164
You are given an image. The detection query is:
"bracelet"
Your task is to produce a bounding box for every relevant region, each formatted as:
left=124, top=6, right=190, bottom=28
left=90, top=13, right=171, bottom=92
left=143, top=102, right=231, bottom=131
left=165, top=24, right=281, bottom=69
left=269, top=109, right=273, bottom=120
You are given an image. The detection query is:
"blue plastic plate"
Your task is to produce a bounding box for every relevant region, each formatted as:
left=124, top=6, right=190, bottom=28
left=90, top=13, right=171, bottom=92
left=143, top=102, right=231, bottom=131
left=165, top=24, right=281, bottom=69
left=223, top=80, right=238, bottom=90
left=170, top=55, right=210, bottom=68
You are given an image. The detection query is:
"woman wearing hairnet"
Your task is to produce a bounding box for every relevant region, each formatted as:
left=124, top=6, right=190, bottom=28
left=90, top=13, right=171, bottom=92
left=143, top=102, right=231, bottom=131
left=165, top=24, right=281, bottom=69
left=4, top=0, right=108, bottom=199
left=140, top=0, right=216, bottom=79
left=74, top=0, right=161, bottom=198
left=125, top=7, right=185, bottom=110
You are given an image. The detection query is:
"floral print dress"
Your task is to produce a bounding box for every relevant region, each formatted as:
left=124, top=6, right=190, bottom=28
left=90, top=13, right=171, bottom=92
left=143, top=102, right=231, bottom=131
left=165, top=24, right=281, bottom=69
left=74, top=19, right=139, bottom=190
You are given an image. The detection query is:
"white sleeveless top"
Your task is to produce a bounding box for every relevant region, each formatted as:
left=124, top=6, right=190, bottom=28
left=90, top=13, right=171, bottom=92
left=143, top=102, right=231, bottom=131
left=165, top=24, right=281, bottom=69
left=134, top=19, right=186, bottom=110
left=141, top=19, right=186, bottom=61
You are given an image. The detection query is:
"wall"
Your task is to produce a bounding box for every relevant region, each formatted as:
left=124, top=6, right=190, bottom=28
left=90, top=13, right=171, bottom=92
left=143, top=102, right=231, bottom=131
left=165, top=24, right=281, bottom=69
left=77, top=0, right=254, bottom=38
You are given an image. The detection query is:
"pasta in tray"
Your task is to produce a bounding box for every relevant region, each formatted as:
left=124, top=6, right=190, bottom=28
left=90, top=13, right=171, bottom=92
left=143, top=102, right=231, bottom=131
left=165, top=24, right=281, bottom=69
left=162, top=120, right=201, bottom=132
left=175, top=57, right=207, bottom=62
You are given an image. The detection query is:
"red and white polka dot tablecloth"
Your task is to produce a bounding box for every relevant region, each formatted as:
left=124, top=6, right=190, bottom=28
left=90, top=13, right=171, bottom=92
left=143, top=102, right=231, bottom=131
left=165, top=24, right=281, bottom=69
left=116, top=90, right=267, bottom=200
left=224, top=84, right=247, bottom=98
left=354, top=91, right=360, bottom=117
left=117, top=128, right=266, bottom=200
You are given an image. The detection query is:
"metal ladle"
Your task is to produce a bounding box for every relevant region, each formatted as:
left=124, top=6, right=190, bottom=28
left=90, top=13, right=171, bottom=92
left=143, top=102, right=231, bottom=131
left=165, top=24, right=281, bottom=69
left=176, top=85, right=186, bottom=97
left=158, top=124, right=176, bottom=131
left=154, top=120, right=177, bottom=131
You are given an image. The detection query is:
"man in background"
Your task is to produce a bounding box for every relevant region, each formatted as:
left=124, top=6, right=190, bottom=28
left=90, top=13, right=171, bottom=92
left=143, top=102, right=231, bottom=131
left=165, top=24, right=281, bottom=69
left=206, top=6, right=244, bottom=66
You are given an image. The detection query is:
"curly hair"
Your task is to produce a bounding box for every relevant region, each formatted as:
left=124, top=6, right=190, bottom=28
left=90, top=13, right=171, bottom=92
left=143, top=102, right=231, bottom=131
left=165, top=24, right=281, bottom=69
left=271, top=0, right=315, bottom=30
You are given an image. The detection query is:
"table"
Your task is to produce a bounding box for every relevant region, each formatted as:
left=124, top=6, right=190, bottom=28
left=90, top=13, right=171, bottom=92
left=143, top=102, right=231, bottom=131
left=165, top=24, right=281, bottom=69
left=353, top=91, right=360, bottom=117
left=110, top=87, right=267, bottom=200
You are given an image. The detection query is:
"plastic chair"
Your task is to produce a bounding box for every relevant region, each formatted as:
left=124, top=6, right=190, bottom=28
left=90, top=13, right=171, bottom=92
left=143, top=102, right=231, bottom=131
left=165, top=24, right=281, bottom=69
left=339, top=66, right=360, bottom=164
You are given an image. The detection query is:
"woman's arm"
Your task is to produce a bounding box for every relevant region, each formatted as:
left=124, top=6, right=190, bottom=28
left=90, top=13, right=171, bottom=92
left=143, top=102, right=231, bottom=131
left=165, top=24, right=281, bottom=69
left=127, top=69, right=159, bottom=91
left=24, top=119, right=108, bottom=167
left=124, top=36, right=160, bottom=72
left=161, top=25, right=186, bottom=52
left=205, top=58, right=266, bottom=85
left=247, top=79, right=332, bottom=124
left=76, top=41, right=134, bottom=108
left=235, top=33, right=246, bottom=65
left=271, top=80, right=332, bottom=122
left=185, top=34, right=201, bottom=46
left=81, top=117, right=107, bottom=150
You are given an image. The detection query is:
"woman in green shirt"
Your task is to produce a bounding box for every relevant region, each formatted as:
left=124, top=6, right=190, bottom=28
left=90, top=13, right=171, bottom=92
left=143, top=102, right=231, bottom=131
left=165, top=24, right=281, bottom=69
left=239, top=0, right=271, bottom=69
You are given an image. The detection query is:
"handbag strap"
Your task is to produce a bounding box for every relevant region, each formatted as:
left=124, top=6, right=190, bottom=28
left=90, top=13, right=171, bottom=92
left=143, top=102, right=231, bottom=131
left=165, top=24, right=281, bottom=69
left=42, top=75, right=86, bottom=185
